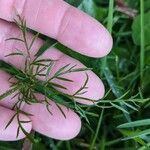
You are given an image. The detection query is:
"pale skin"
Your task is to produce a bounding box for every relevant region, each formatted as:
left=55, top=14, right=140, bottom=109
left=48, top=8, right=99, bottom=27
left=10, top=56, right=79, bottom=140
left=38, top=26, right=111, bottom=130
left=0, top=0, right=113, bottom=141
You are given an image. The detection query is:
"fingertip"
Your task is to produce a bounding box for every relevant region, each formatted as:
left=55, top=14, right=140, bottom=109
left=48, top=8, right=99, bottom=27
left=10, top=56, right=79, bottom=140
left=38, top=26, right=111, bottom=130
left=57, top=5, right=113, bottom=58
left=50, top=55, right=105, bottom=105
left=58, top=108, right=82, bottom=140
left=95, top=25, right=113, bottom=58
left=23, top=97, right=81, bottom=140
left=78, top=17, right=113, bottom=58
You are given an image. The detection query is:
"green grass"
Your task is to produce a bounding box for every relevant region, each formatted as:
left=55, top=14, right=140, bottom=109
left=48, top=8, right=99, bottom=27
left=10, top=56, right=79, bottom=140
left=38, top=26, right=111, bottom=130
left=0, top=0, right=150, bottom=149
left=90, top=109, right=104, bottom=150
left=140, top=0, right=145, bottom=82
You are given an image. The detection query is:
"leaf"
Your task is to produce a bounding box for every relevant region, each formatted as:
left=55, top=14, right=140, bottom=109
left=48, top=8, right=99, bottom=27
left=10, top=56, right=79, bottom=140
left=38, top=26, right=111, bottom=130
left=119, top=129, right=147, bottom=146
left=132, top=11, right=150, bottom=46
left=110, top=102, right=129, bottom=114
left=55, top=103, right=66, bottom=118
left=103, top=67, right=124, bottom=97
left=18, top=110, right=34, bottom=116
left=79, top=0, right=107, bottom=21
left=16, top=126, right=20, bottom=138
left=5, top=37, right=24, bottom=42
left=33, top=59, right=55, bottom=64
left=71, top=67, right=92, bottom=72
left=5, top=114, right=17, bottom=129
left=118, top=119, right=150, bottom=128
left=46, top=103, right=53, bottom=115
left=0, top=87, right=18, bottom=101
left=5, top=52, right=24, bottom=57
left=73, top=73, right=89, bottom=95
left=29, top=32, right=39, bottom=50
left=122, top=101, right=138, bottom=111
left=103, top=66, right=131, bottom=122
left=50, top=82, right=68, bottom=90
left=53, top=64, right=71, bottom=77
left=20, top=120, right=32, bottom=124
left=56, top=77, right=73, bottom=82
left=123, top=129, right=150, bottom=140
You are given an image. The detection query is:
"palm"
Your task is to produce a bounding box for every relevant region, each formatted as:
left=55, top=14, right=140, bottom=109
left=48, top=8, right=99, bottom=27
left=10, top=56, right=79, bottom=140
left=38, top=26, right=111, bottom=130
left=0, top=0, right=112, bottom=141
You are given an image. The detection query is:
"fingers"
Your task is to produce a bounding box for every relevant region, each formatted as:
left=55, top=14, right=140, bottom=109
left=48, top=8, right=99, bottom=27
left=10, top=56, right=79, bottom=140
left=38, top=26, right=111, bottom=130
left=0, top=19, right=105, bottom=105
left=0, top=71, right=81, bottom=140
left=0, top=19, right=63, bottom=69
left=0, top=71, right=32, bottom=141
left=23, top=93, right=81, bottom=140
left=0, top=105, right=32, bottom=141
left=0, top=0, right=113, bottom=57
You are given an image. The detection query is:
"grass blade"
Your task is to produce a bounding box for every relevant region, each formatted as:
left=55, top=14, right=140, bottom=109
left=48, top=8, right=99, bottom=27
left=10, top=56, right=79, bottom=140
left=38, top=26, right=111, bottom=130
left=90, top=109, right=104, bottom=150
left=123, top=129, right=150, bottom=140
left=118, top=119, right=150, bottom=128
left=140, top=0, right=145, bottom=81
left=110, top=102, right=129, bottom=114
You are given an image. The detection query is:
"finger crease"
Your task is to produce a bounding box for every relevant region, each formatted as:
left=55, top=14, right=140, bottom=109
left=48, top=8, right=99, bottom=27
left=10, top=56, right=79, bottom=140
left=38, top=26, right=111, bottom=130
left=56, top=5, right=72, bottom=39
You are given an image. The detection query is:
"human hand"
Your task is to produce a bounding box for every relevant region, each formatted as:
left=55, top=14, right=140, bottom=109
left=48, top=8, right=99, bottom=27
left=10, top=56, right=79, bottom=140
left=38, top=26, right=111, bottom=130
left=0, top=0, right=113, bottom=141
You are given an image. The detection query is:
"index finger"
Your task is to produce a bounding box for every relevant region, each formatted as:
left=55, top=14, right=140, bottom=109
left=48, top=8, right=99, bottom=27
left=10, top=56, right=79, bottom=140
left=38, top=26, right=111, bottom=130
left=0, top=0, right=113, bottom=57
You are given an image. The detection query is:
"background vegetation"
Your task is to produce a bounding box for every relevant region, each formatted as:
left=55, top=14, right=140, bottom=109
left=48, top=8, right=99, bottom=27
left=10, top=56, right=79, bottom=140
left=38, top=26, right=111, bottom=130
left=0, top=0, right=150, bottom=149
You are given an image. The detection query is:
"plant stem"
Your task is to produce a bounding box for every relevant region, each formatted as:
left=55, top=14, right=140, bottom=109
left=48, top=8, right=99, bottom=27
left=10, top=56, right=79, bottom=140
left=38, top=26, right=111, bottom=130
left=102, top=0, right=114, bottom=71
left=107, top=0, right=114, bottom=33
left=22, top=131, right=35, bottom=150
left=66, top=141, right=71, bottom=150
left=90, top=109, right=104, bottom=150
left=140, top=0, right=145, bottom=83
